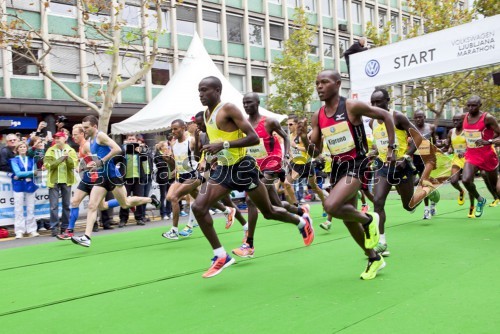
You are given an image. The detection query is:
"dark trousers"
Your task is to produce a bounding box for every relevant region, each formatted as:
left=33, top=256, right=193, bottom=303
left=159, top=183, right=172, bottom=217
left=49, top=183, right=71, bottom=232
left=119, top=178, right=144, bottom=222
left=141, top=174, right=152, bottom=217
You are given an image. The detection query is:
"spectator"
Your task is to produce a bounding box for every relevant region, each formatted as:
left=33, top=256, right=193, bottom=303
left=27, top=136, right=46, bottom=170
left=342, top=37, right=368, bottom=75
left=56, top=115, right=69, bottom=132
left=10, top=142, right=39, bottom=238
left=0, top=133, right=19, bottom=173
left=34, top=121, right=53, bottom=142
left=138, top=136, right=154, bottom=222
left=154, top=140, right=174, bottom=220
left=43, top=131, right=78, bottom=236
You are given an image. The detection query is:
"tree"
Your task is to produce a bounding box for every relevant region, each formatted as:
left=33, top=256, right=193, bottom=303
left=267, top=7, right=322, bottom=118
left=365, top=0, right=499, bottom=117
left=474, top=0, right=500, bottom=17
left=0, top=0, right=180, bottom=131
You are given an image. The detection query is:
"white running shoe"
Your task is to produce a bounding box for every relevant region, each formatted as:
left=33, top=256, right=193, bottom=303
left=71, top=235, right=91, bottom=247
left=162, top=229, right=179, bottom=240
left=423, top=208, right=431, bottom=220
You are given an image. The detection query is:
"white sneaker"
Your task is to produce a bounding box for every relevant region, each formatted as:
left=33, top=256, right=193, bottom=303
left=71, top=235, right=91, bottom=247
left=38, top=227, right=47, bottom=231
left=30, top=232, right=40, bottom=237
left=430, top=204, right=437, bottom=216
left=15, top=233, right=23, bottom=239
left=213, top=209, right=223, bottom=214
left=423, top=209, right=431, bottom=220
left=162, top=229, right=179, bottom=240
left=209, top=209, right=215, bottom=215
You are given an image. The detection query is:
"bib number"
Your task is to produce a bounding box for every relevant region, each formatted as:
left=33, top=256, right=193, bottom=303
left=321, top=121, right=355, bottom=156
left=464, top=130, right=481, bottom=148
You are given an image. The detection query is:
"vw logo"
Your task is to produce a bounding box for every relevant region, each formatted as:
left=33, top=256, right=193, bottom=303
left=365, top=60, right=380, bottom=77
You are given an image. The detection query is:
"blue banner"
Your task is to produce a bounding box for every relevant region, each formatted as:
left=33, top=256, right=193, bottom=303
left=0, top=116, right=38, bottom=129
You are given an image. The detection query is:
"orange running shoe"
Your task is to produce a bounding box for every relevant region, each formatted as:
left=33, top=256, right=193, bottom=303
left=301, top=203, right=311, bottom=216
left=202, top=254, right=235, bottom=278
left=299, top=215, right=314, bottom=246
left=232, top=243, right=255, bottom=258
left=225, top=207, right=237, bottom=229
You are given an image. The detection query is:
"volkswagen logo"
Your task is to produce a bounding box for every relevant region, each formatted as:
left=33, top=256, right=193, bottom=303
left=365, top=60, right=380, bottom=77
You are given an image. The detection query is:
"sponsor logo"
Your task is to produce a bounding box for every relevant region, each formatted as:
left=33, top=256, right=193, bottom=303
left=365, top=59, right=380, bottom=77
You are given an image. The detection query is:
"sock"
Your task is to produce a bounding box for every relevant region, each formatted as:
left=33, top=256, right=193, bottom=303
left=379, top=233, right=386, bottom=244
left=84, top=234, right=91, bottom=240
left=172, top=226, right=178, bottom=233
left=214, top=247, right=226, bottom=258
left=362, top=213, right=373, bottom=227
left=107, top=199, right=119, bottom=208
left=297, top=216, right=306, bottom=229
left=188, top=208, right=194, bottom=227
left=424, top=206, right=429, bottom=211
left=246, top=237, right=254, bottom=248
left=242, top=223, right=248, bottom=231
left=369, top=254, right=381, bottom=262
left=362, top=203, right=368, bottom=207
left=223, top=207, right=231, bottom=214
left=297, top=207, right=304, bottom=216
left=68, top=207, right=79, bottom=230
left=326, top=220, right=332, bottom=225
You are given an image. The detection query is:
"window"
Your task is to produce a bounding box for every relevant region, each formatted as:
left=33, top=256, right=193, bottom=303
left=309, top=34, right=319, bottom=55
left=270, top=24, right=284, bottom=49
left=51, top=45, right=79, bottom=77
left=304, top=0, right=316, bottom=12
left=287, top=0, right=299, bottom=7
left=152, top=60, right=170, bottom=85
left=122, top=5, right=140, bottom=27
left=379, top=11, right=387, bottom=30
left=365, top=6, right=374, bottom=25
left=229, top=74, right=245, bottom=93
left=147, top=8, right=169, bottom=31
left=402, top=16, right=409, bottom=35
left=12, top=48, right=39, bottom=76
left=85, top=1, right=111, bottom=22
left=269, top=0, right=281, bottom=4
left=121, top=55, right=142, bottom=80
left=176, top=6, right=196, bottom=35
left=351, top=2, right=361, bottom=24
left=49, top=0, right=77, bottom=17
left=323, top=35, right=334, bottom=58
left=203, top=10, right=221, bottom=39
left=252, top=76, right=265, bottom=93
left=249, top=20, right=264, bottom=46
left=321, top=0, right=332, bottom=17
left=337, top=0, right=346, bottom=20
left=227, top=15, right=243, bottom=43
left=391, top=14, right=398, bottom=33
left=339, top=38, right=349, bottom=56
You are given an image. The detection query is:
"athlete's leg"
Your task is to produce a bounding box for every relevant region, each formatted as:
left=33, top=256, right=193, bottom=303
left=284, top=172, right=299, bottom=205
left=372, top=176, right=393, bottom=235
left=462, top=163, right=481, bottom=200
left=67, top=188, right=88, bottom=231
left=341, top=196, right=378, bottom=258
left=450, top=165, right=464, bottom=194
left=323, top=176, right=370, bottom=223
left=308, top=175, right=326, bottom=204
left=84, top=186, right=107, bottom=237
left=166, top=180, right=201, bottom=228
left=481, top=170, right=500, bottom=200
left=112, top=185, right=153, bottom=209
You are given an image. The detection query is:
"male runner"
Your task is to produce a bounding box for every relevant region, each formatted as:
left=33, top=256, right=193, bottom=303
left=309, top=70, right=395, bottom=280
left=369, top=88, right=419, bottom=256
left=57, top=124, right=119, bottom=240
left=461, top=96, right=500, bottom=218
left=71, top=115, right=160, bottom=247
left=413, top=110, right=438, bottom=219
left=232, top=92, right=311, bottom=258
left=192, top=76, right=313, bottom=278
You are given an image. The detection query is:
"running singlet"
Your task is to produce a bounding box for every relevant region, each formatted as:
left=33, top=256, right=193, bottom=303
left=463, top=112, right=498, bottom=171
left=89, top=131, right=120, bottom=178
left=372, top=111, right=408, bottom=162
left=291, top=134, right=310, bottom=165
left=79, top=145, right=98, bottom=183
left=318, top=97, right=367, bottom=161
left=247, top=116, right=282, bottom=172
left=204, top=102, right=246, bottom=166
left=172, top=137, right=196, bottom=174
left=451, top=128, right=466, bottom=169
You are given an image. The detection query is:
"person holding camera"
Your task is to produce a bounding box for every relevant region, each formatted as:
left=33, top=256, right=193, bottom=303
left=43, top=131, right=78, bottom=237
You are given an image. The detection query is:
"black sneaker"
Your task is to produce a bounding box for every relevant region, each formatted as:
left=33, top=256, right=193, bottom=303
left=136, top=220, right=145, bottom=226
left=92, top=222, right=99, bottom=232
left=150, top=194, right=160, bottom=208
left=103, top=224, right=114, bottom=230
left=118, top=220, right=127, bottom=228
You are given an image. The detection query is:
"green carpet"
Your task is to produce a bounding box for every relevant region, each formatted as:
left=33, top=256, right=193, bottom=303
left=1, top=183, right=499, bottom=333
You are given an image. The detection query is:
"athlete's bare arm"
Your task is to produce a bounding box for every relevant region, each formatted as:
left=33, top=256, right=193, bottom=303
left=268, top=118, right=290, bottom=155
left=96, top=132, right=122, bottom=163
left=308, top=110, right=323, bottom=158
left=476, top=114, right=500, bottom=146
left=445, top=128, right=454, bottom=153
left=395, top=112, right=419, bottom=155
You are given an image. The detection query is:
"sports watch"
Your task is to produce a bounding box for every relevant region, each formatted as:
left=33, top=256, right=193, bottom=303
left=223, top=141, right=230, bottom=149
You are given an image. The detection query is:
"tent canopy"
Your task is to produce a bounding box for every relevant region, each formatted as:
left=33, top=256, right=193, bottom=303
left=111, top=33, right=287, bottom=134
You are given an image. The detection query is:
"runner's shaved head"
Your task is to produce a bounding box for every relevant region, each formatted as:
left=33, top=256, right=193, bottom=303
left=243, top=92, right=260, bottom=102
left=319, top=69, right=341, bottom=82
left=200, top=76, right=222, bottom=91
left=467, top=95, right=481, bottom=105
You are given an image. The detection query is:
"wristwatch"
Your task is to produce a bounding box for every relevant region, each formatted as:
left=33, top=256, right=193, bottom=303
left=488, top=139, right=493, bottom=144
left=223, top=141, right=230, bottom=149
left=388, top=143, right=398, bottom=149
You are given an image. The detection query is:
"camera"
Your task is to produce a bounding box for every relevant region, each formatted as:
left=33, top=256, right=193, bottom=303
left=57, top=115, right=68, bottom=123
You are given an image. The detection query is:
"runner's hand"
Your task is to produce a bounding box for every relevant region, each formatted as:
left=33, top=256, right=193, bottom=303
left=474, top=138, right=490, bottom=147
left=202, top=142, right=223, bottom=155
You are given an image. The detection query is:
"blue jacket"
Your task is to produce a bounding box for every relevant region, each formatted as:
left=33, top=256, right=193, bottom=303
left=10, top=156, right=39, bottom=193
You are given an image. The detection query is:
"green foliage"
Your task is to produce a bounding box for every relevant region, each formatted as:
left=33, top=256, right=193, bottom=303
left=364, top=21, right=391, bottom=47
left=267, top=7, right=322, bottom=118
left=474, top=0, right=500, bottom=17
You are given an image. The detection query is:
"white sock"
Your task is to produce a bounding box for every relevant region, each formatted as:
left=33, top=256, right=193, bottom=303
left=223, top=207, right=231, bottom=214
left=297, top=216, right=306, bottom=229
left=172, top=226, right=178, bottom=233
left=188, top=207, right=193, bottom=222
left=214, top=247, right=226, bottom=258
left=243, top=223, right=248, bottom=231
left=326, top=220, right=332, bottom=225
left=424, top=206, right=429, bottom=211
left=379, top=233, right=386, bottom=244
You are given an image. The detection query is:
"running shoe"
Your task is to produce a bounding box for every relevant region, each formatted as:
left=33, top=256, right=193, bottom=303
left=162, top=229, right=179, bottom=240
left=489, top=199, right=500, bottom=207
left=15, top=233, right=23, bottom=239
left=360, top=256, right=386, bottom=280
left=430, top=203, right=437, bottom=216
left=475, top=197, right=487, bottom=218
left=374, top=242, right=390, bottom=256
left=468, top=206, right=475, bottom=218
left=178, top=227, right=193, bottom=237
left=150, top=194, right=160, bottom=208
left=363, top=212, right=380, bottom=249
left=301, top=203, right=311, bottom=216
left=423, top=208, right=431, bottom=220
left=202, top=254, right=235, bottom=278
left=180, top=211, right=188, bottom=217
left=319, top=221, right=332, bottom=231
left=225, top=207, right=236, bottom=229
left=56, top=229, right=74, bottom=240
left=71, top=235, right=91, bottom=247
left=361, top=204, right=369, bottom=213
left=30, top=231, right=40, bottom=237
left=232, top=243, right=255, bottom=258
left=299, top=215, right=314, bottom=246
left=458, top=191, right=465, bottom=206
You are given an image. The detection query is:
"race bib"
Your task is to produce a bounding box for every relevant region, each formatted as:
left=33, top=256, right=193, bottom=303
left=322, top=121, right=355, bottom=156
left=464, top=130, right=481, bottom=148
left=417, top=139, right=431, bottom=155
left=373, top=130, right=399, bottom=155
left=247, top=139, right=268, bottom=159
left=175, top=153, right=189, bottom=173
left=454, top=144, right=466, bottom=155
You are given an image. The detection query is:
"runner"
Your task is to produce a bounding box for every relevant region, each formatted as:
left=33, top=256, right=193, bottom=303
left=232, top=92, right=310, bottom=258
left=192, top=76, right=313, bottom=278
left=309, top=70, right=396, bottom=280
left=461, top=96, right=500, bottom=218
left=57, top=124, right=119, bottom=240
left=71, top=116, right=160, bottom=247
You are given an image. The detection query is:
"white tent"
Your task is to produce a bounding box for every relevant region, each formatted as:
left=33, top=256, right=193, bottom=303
left=111, top=33, right=287, bottom=134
